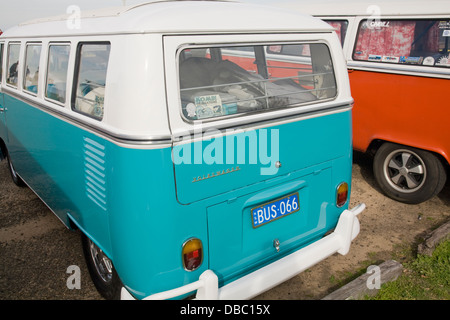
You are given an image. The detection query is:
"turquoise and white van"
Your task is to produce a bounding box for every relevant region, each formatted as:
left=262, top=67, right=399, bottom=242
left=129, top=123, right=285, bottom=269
left=0, top=0, right=364, bottom=300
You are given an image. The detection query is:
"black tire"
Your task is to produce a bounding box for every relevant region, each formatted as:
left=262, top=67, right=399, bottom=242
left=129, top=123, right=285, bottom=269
left=373, top=143, right=447, bottom=204
left=81, top=233, right=123, bottom=300
left=6, top=149, right=25, bottom=187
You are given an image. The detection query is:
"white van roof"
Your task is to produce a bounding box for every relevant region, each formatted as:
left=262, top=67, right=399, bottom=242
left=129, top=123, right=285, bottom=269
left=280, top=0, right=450, bottom=17
left=1, top=0, right=332, bottom=39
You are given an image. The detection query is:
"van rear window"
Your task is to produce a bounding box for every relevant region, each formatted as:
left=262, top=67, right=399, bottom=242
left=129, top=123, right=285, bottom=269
left=353, top=19, right=450, bottom=68
left=178, top=43, right=337, bottom=121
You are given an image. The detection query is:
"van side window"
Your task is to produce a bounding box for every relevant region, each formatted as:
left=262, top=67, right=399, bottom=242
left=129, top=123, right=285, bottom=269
left=324, top=20, right=348, bottom=47
left=46, top=44, right=70, bottom=103
left=7, top=43, right=21, bottom=87
left=23, top=44, right=42, bottom=94
left=72, top=43, right=111, bottom=120
left=179, top=43, right=336, bottom=121
left=353, top=19, right=450, bottom=67
left=0, top=43, right=3, bottom=84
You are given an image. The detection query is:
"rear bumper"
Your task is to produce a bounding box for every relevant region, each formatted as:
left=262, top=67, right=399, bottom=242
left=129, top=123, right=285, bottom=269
left=121, top=203, right=365, bottom=300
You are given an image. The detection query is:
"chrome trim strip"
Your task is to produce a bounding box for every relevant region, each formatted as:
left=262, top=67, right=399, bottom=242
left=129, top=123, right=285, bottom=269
left=347, top=61, right=450, bottom=79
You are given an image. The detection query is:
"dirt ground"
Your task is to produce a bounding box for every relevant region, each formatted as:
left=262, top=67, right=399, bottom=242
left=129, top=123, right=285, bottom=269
left=0, top=152, right=449, bottom=300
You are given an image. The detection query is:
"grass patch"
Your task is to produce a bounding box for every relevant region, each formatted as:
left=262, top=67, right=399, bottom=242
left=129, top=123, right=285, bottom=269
left=368, top=239, right=450, bottom=300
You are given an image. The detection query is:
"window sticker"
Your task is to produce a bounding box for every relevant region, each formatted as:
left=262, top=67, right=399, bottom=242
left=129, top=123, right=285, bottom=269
left=399, top=56, right=423, bottom=65
left=422, top=56, right=435, bottom=66
left=436, top=54, right=450, bottom=67
left=438, top=21, right=450, bottom=29
left=194, top=94, right=224, bottom=119
left=368, top=54, right=382, bottom=62
left=382, top=56, right=399, bottom=63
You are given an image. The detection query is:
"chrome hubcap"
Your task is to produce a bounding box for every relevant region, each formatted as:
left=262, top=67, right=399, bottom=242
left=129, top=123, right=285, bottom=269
left=89, top=239, right=113, bottom=283
left=383, top=149, right=426, bottom=193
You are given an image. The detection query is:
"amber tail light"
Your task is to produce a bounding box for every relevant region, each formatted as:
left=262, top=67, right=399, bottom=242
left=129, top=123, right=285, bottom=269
left=336, top=182, right=349, bottom=207
left=182, top=238, right=203, bottom=271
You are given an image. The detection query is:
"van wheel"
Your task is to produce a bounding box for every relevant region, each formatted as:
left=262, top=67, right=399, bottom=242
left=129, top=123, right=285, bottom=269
left=6, top=150, right=25, bottom=187
left=373, top=143, right=447, bottom=204
left=81, top=234, right=123, bottom=299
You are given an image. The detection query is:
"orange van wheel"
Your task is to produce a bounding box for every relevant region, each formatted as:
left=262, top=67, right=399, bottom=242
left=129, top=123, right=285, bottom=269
left=373, top=143, right=447, bottom=204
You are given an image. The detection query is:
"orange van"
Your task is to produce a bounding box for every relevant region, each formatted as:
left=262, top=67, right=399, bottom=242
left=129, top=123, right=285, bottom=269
left=283, top=1, right=449, bottom=203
